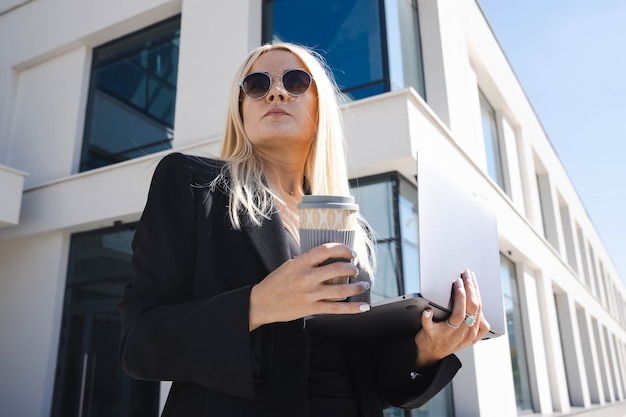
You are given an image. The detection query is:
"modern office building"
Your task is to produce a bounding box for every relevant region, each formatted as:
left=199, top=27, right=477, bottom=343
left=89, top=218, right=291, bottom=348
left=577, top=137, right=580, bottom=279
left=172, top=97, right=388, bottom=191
left=1, top=0, right=624, bottom=416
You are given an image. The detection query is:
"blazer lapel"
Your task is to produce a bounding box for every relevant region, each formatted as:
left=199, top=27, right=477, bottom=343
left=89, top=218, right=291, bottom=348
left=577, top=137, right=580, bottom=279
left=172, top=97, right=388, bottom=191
left=242, top=211, right=292, bottom=276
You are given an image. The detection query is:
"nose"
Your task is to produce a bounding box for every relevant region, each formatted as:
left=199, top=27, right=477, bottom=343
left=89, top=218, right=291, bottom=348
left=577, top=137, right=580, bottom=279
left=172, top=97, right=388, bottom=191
left=265, top=74, right=287, bottom=101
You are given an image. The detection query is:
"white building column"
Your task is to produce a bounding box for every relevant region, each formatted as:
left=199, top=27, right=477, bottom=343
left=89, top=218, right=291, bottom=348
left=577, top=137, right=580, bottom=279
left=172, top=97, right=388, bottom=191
left=416, top=0, right=452, bottom=129
left=536, top=272, right=570, bottom=413
left=607, top=333, right=624, bottom=401
left=618, top=341, right=626, bottom=399
left=577, top=307, right=604, bottom=404
left=593, top=319, right=614, bottom=402
left=517, top=265, right=554, bottom=413
left=0, top=68, right=18, bottom=164
left=553, top=290, right=590, bottom=407
left=601, top=325, right=616, bottom=402
left=159, top=381, right=172, bottom=414
left=173, top=0, right=262, bottom=147
left=451, top=337, right=517, bottom=417
left=0, top=232, right=69, bottom=417
left=418, top=0, right=490, bottom=166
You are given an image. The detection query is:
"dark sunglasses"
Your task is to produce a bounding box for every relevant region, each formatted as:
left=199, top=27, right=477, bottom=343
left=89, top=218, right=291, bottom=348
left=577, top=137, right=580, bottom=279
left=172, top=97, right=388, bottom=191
left=240, top=69, right=313, bottom=99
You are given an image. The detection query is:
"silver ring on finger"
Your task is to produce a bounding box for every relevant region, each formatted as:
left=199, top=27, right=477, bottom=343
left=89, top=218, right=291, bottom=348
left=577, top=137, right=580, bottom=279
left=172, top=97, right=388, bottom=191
left=464, top=313, right=477, bottom=327
left=446, top=319, right=461, bottom=329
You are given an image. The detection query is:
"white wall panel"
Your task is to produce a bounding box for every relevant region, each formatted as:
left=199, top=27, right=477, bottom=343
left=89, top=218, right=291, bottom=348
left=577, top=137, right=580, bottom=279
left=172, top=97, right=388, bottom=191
left=0, top=232, right=68, bottom=417
left=8, top=47, right=89, bottom=187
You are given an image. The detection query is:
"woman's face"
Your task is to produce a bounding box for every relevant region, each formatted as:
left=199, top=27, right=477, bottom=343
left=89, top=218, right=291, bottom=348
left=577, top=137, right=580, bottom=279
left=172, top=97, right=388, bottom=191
left=240, top=50, right=318, bottom=160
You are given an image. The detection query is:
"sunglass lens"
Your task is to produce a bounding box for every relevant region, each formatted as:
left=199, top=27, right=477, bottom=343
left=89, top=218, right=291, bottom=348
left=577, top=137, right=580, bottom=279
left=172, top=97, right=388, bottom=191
left=283, top=70, right=311, bottom=95
left=243, top=73, right=271, bottom=99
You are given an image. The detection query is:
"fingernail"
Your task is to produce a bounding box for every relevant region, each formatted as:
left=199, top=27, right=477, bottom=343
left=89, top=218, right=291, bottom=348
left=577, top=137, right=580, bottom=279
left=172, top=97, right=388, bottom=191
left=362, top=281, right=371, bottom=291
left=359, top=304, right=371, bottom=312
left=351, top=249, right=358, bottom=258
left=456, top=278, right=464, bottom=287
left=464, top=269, right=471, bottom=279
left=424, top=309, right=432, bottom=318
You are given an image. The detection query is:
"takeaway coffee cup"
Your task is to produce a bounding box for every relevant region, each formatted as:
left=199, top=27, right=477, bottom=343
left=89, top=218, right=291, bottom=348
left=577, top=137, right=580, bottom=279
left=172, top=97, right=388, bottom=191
left=298, top=195, right=359, bottom=291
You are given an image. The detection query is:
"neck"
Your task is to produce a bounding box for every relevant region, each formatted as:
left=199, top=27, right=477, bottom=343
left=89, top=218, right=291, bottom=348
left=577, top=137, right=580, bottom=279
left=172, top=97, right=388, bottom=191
left=261, top=158, right=306, bottom=199
left=270, top=176, right=304, bottom=200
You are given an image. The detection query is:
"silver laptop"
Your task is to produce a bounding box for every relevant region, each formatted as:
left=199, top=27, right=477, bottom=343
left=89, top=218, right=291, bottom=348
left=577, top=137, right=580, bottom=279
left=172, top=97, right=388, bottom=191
left=305, top=152, right=505, bottom=342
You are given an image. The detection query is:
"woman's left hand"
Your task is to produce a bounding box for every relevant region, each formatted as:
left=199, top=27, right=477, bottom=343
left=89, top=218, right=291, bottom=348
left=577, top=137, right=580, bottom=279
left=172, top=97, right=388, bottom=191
left=413, top=269, right=490, bottom=369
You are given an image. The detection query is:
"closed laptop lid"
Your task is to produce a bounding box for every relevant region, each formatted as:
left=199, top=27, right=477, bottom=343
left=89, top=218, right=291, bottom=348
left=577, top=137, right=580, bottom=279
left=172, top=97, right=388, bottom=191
left=416, top=151, right=505, bottom=336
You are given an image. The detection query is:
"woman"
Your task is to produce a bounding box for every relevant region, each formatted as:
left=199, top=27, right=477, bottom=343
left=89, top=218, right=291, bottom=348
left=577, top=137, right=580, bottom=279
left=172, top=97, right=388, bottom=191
left=119, top=42, right=490, bottom=417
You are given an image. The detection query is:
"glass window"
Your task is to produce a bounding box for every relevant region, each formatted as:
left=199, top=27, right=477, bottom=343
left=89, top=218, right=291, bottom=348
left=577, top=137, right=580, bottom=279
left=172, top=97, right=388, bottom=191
left=381, top=385, right=454, bottom=416
left=398, top=178, right=419, bottom=295
left=80, top=16, right=180, bottom=172
left=501, top=254, right=532, bottom=411
left=263, top=0, right=388, bottom=100
left=51, top=225, right=159, bottom=417
left=406, top=385, right=454, bottom=416
left=588, top=245, right=600, bottom=297
left=479, top=89, right=506, bottom=190
left=350, top=176, right=399, bottom=302
left=535, top=159, right=560, bottom=251
left=576, top=225, right=591, bottom=288
left=559, top=198, right=578, bottom=272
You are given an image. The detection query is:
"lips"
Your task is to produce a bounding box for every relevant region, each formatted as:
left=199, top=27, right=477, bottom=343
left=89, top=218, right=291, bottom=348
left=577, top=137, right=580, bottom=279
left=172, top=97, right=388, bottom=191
left=265, top=107, right=289, bottom=117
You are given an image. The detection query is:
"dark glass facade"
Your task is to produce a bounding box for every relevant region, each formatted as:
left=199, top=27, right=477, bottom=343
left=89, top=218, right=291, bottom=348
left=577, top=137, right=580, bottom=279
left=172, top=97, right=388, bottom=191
left=80, top=16, right=180, bottom=172
left=263, top=0, right=388, bottom=100
left=51, top=225, right=159, bottom=417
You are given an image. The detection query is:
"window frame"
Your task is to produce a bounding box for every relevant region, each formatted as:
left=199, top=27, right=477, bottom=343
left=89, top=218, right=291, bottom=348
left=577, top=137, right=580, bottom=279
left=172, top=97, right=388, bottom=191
left=79, top=15, right=181, bottom=172
left=479, top=88, right=507, bottom=191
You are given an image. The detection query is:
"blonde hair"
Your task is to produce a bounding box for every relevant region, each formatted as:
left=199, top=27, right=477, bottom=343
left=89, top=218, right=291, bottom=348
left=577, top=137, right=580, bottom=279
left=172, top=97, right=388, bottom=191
left=218, top=42, right=375, bottom=276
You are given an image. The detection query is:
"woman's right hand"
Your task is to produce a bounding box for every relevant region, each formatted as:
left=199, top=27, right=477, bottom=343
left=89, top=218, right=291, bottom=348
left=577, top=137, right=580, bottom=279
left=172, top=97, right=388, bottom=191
left=248, top=242, right=371, bottom=331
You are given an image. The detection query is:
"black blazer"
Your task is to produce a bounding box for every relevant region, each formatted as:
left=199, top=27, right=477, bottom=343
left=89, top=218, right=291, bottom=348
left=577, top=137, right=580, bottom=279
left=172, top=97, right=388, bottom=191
left=119, top=152, right=461, bottom=417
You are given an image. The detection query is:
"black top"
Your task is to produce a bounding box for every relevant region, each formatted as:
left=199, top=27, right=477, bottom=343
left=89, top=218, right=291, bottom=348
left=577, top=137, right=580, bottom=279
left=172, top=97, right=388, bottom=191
left=284, top=229, right=360, bottom=416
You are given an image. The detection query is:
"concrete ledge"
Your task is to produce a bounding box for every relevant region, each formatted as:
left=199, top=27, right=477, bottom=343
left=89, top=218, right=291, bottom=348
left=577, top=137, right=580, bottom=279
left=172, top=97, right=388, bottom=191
left=0, top=164, right=27, bottom=227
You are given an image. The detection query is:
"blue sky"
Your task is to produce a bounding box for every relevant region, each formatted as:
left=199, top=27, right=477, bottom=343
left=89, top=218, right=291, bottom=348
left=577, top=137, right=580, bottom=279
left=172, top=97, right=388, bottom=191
left=478, top=0, right=626, bottom=283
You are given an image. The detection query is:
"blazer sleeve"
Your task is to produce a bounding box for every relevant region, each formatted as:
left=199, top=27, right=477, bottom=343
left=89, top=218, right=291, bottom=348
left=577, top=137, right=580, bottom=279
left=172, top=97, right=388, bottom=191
left=118, top=153, right=258, bottom=399
left=350, top=269, right=462, bottom=409
left=376, top=337, right=461, bottom=409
